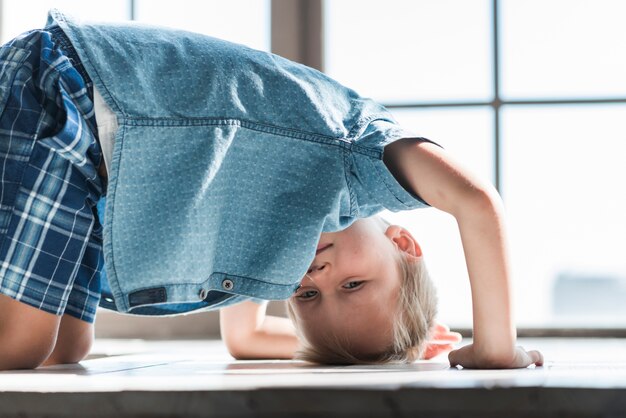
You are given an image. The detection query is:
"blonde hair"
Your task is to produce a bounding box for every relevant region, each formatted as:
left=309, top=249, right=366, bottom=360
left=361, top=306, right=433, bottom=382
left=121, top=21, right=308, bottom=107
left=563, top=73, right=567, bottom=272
left=286, top=216, right=438, bottom=364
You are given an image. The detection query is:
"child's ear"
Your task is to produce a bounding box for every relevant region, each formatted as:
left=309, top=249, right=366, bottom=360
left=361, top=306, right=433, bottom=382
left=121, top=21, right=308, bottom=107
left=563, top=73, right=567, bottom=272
left=385, top=225, right=422, bottom=257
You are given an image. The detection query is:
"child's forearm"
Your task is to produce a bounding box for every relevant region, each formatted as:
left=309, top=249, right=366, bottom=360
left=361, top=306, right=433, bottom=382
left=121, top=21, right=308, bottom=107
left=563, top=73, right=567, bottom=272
left=219, top=302, right=300, bottom=360
left=238, top=315, right=300, bottom=359
left=455, top=189, right=516, bottom=363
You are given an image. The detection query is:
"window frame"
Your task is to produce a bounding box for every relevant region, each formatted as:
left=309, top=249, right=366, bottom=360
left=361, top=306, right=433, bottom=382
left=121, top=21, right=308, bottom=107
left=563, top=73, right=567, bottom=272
left=1, top=0, right=623, bottom=338
left=319, top=0, right=626, bottom=337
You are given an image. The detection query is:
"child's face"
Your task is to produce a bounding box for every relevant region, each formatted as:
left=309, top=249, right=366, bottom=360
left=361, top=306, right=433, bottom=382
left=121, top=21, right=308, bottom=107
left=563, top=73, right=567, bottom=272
left=289, top=217, right=421, bottom=357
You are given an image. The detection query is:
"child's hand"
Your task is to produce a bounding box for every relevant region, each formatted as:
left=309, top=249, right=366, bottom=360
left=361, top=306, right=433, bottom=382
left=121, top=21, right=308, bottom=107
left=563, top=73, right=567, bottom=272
left=448, top=343, right=544, bottom=369
left=421, top=322, right=463, bottom=360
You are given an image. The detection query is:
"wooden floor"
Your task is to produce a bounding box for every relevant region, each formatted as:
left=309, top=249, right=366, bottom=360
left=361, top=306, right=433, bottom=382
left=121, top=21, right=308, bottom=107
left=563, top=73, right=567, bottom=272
left=1, top=338, right=625, bottom=417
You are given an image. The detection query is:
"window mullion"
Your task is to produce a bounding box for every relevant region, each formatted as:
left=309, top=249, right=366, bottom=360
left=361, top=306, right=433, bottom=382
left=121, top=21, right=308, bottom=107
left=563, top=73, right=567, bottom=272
left=271, top=0, right=323, bottom=71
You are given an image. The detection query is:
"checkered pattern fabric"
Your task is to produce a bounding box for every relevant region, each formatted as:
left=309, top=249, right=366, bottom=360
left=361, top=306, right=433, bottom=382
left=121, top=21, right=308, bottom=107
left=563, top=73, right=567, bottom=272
left=0, top=27, right=105, bottom=323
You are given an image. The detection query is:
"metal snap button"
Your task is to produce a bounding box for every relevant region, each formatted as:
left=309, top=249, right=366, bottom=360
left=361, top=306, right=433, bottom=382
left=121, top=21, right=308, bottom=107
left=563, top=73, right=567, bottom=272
left=199, top=288, right=208, bottom=300
left=222, top=279, right=234, bottom=291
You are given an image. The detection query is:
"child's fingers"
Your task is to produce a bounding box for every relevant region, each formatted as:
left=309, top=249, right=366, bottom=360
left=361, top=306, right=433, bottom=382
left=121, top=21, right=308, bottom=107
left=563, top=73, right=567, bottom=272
left=433, top=322, right=450, bottom=332
left=430, top=323, right=462, bottom=340
left=448, top=345, right=544, bottom=369
left=448, top=346, right=474, bottom=368
left=429, top=331, right=463, bottom=343
left=528, top=349, right=544, bottom=367
left=422, top=343, right=454, bottom=360
left=446, top=331, right=463, bottom=342
left=515, top=346, right=544, bottom=368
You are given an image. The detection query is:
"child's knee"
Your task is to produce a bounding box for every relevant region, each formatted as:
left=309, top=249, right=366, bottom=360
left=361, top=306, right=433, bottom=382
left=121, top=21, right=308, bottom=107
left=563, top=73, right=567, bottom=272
left=0, top=294, right=60, bottom=370
left=0, top=327, right=57, bottom=370
left=43, top=342, right=91, bottom=366
left=44, top=315, right=94, bottom=365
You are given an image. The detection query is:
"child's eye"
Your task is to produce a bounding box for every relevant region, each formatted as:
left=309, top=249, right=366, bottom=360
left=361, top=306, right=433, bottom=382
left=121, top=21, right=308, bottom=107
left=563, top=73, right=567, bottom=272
left=297, top=290, right=318, bottom=300
left=343, top=281, right=363, bottom=290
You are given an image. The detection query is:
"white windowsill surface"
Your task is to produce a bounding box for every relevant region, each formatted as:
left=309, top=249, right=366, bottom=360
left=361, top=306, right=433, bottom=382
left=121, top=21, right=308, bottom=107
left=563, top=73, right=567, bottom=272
left=0, top=338, right=624, bottom=417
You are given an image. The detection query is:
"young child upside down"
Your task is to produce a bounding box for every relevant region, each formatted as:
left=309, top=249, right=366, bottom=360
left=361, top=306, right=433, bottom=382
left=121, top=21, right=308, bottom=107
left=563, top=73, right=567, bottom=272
left=0, top=10, right=543, bottom=370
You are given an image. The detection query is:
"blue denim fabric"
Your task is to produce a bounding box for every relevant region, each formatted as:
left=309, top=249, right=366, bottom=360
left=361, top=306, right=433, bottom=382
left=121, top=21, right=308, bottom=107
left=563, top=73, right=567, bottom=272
left=47, top=9, right=431, bottom=315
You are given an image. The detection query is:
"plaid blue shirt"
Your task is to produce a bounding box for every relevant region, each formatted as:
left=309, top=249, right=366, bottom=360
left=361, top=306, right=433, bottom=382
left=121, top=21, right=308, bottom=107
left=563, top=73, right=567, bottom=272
left=0, top=27, right=105, bottom=323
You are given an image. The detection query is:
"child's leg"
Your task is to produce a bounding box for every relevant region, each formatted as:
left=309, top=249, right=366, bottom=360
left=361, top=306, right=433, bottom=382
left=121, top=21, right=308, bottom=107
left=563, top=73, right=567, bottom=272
left=42, top=313, right=94, bottom=366
left=0, top=293, right=61, bottom=369
left=0, top=29, right=105, bottom=369
left=1, top=202, right=104, bottom=370
left=42, top=203, right=105, bottom=366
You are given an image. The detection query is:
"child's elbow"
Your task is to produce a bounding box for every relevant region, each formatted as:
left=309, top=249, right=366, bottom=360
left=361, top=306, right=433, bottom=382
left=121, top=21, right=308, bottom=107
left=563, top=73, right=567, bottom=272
left=222, top=333, right=254, bottom=360
left=226, top=347, right=250, bottom=360
left=456, top=183, right=503, bottom=218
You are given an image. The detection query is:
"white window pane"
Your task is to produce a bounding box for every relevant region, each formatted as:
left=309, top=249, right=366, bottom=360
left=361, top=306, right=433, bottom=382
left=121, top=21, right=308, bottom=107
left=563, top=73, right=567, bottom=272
left=501, top=0, right=626, bottom=99
left=382, top=206, right=473, bottom=327
left=135, top=0, right=271, bottom=51
left=391, top=107, right=494, bottom=183
left=502, top=105, right=626, bottom=327
left=324, top=0, right=492, bottom=103
left=381, top=108, right=494, bottom=327
left=1, top=0, right=129, bottom=44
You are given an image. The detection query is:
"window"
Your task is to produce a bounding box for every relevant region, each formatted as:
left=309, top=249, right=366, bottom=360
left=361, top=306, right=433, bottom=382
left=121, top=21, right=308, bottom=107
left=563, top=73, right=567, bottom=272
left=1, top=0, right=128, bottom=43
left=324, top=0, right=492, bottom=104
left=2, top=0, right=624, bottom=333
left=133, top=0, right=270, bottom=51
left=1, top=0, right=270, bottom=50
left=324, top=0, right=626, bottom=328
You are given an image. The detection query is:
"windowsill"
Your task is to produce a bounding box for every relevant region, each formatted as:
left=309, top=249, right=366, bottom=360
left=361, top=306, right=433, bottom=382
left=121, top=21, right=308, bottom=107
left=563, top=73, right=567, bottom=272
left=2, top=337, right=625, bottom=418
left=452, top=327, right=626, bottom=338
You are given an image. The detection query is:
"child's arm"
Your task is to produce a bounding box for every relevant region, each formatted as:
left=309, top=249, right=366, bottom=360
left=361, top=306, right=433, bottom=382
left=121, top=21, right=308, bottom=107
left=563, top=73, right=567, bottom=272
left=384, top=138, right=543, bottom=369
left=219, top=301, right=300, bottom=359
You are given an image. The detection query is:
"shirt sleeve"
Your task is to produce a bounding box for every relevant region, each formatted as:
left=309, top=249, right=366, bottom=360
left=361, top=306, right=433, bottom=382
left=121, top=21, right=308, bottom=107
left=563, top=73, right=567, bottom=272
left=347, top=118, right=442, bottom=216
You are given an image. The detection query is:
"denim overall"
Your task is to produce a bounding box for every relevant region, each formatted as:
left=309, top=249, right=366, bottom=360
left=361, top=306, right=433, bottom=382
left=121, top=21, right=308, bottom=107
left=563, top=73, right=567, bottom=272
left=46, top=9, right=430, bottom=315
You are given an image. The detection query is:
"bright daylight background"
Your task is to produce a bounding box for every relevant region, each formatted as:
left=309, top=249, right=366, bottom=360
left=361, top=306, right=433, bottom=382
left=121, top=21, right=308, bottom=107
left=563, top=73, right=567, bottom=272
left=2, top=0, right=625, bottom=329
